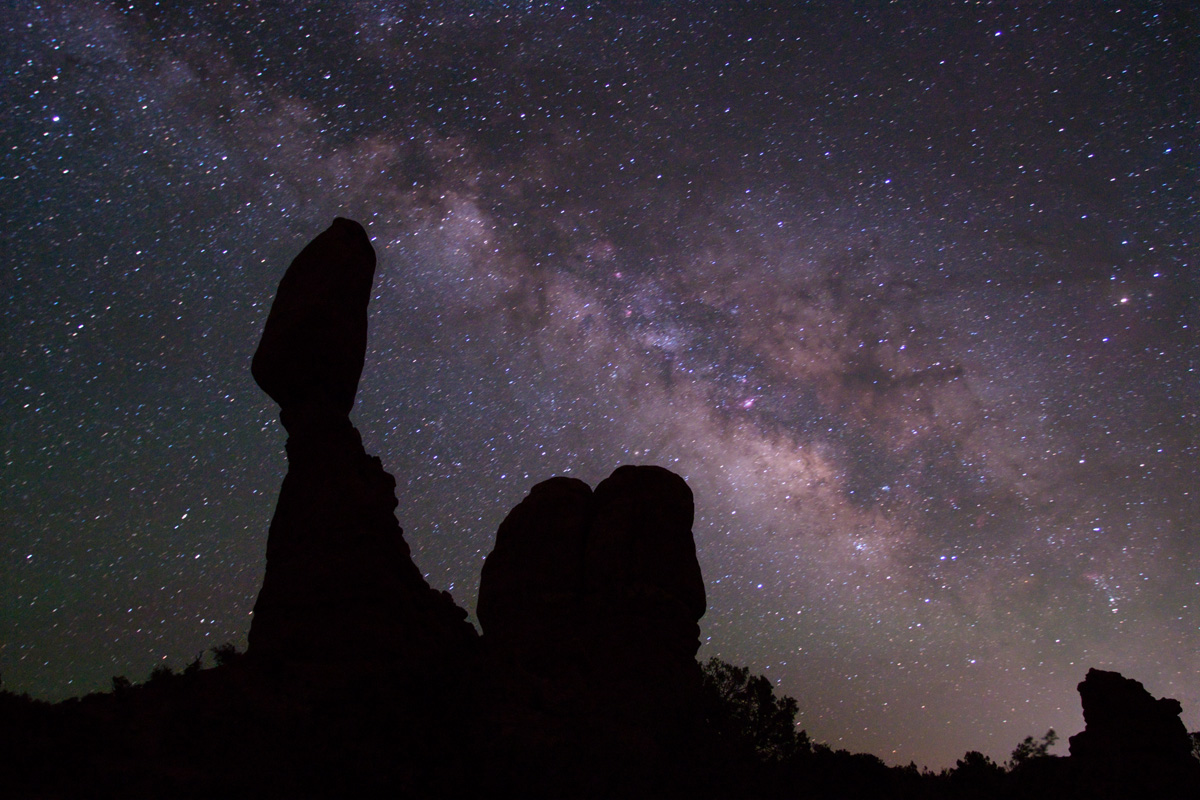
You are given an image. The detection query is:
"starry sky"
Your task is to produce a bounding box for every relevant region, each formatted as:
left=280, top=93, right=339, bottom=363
left=2, top=1, right=1196, bottom=769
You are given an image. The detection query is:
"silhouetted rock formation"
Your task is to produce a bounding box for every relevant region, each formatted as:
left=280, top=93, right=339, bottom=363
left=251, top=217, right=375, bottom=422
left=478, top=466, right=705, bottom=658
left=248, top=218, right=476, bottom=669
left=7, top=216, right=1200, bottom=799
left=586, top=464, right=708, bottom=656
left=1068, top=667, right=1200, bottom=795
left=477, top=465, right=708, bottom=795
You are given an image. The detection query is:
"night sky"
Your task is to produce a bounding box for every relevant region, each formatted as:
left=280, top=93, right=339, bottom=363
left=2, top=1, right=1196, bottom=769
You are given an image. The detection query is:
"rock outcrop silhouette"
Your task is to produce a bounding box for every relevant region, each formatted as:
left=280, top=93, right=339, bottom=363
left=1068, top=668, right=1200, bottom=794
left=478, top=466, right=706, bottom=659
left=250, top=217, right=374, bottom=421
left=476, top=467, right=708, bottom=793
left=248, top=217, right=476, bottom=669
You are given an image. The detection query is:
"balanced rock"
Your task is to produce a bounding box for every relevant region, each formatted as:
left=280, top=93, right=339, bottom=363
left=248, top=218, right=476, bottom=669
left=251, top=217, right=376, bottom=424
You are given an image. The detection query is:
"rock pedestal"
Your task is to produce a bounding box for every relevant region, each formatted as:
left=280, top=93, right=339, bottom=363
left=248, top=218, right=475, bottom=669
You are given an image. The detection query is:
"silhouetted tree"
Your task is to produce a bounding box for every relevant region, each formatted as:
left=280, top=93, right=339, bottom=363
left=949, top=750, right=1005, bottom=796
left=210, top=641, right=242, bottom=666
left=700, top=657, right=810, bottom=763
left=146, top=662, right=176, bottom=688
left=111, top=675, right=132, bottom=695
left=1007, top=728, right=1057, bottom=769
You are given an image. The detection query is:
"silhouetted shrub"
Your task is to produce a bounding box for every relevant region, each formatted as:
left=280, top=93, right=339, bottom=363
left=145, top=663, right=176, bottom=688
left=210, top=641, right=242, bottom=666
left=949, top=750, right=1005, bottom=796
left=1008, top=728, right=1057, bottom=769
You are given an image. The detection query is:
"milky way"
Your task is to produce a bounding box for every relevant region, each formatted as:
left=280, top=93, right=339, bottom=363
left=2, top=2, right=1195, bottom=768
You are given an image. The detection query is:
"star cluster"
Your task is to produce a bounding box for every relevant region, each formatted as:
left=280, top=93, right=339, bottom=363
left=1, top=2, right=1195, bottom=768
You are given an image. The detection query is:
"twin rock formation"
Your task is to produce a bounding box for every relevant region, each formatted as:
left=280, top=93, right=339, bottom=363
left=246, top=218, right=707, bottom=784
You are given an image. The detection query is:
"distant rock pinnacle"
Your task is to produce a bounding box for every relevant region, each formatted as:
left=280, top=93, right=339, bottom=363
left=1069, top=667, right=1199, bottom=793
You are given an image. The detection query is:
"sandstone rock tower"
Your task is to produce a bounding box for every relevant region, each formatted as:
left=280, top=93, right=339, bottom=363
left=248, top=217, right=475, bottom=668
